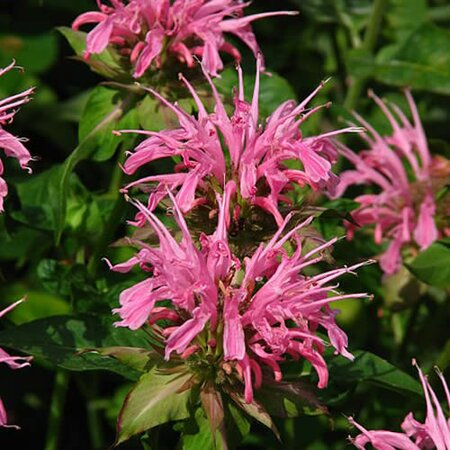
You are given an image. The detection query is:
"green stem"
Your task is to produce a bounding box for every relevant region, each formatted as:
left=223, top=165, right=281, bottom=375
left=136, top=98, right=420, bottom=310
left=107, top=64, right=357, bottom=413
left=108, top=145, right=127, bottom=195
left=75, top=375, right=105, bottom=450
left=86, top=395, right=104, bottom=449
left=343, top=0, right=388, bottom=110
left=44, top=370, right=69, bottom=450
left=87, top=194, right=127, bottom=276
left=87, top=143, right=132, bottom=277
left=394, top=294, right=423, bottom=363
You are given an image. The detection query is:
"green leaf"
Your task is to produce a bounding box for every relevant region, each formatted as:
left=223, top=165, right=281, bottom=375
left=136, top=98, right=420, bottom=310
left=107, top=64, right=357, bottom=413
left=374, top=24, right=450, bottom=95
left=328, top=351, right=422, bottom=396
left=116, top=367, right=193, bottom=444
left=0, top=284, right=69, bottom=324
left=0, top=314, right=149, bottom=379
left=386, top=0, right=428, bottom=41
left=0, top=220, right=51, bottom=261
left=224, top=400, right=251, bottom=446
left=11, top=165, right=63, bottom=231
left=181, top=407, right=225, bottom=450
left=406, top=240, right=450, bottom=288
left=87, top=346, right=161, bottom=372
left=0, top=33, right=58, bottom=73
left=56, top=26, right=86, bottom=56
left=78, top=86, right=139, bottom=162
left=138, top=95, right=169, bottom=131
left=57, top=27, right=125, bottom=79
left=346, top=48, right=375, bottom=79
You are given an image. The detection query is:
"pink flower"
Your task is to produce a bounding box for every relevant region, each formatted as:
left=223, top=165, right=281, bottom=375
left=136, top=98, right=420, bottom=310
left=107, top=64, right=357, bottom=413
left=72, top=0, right=297, bottom=78
left=349, top=360, right=450, bottom=449
left=333, top=90, right=447, bottom=275
left=108, top=187, right=371, bottom=403
left=0, top=299, right=32, bottom=429
left=119, top=57, right=361, bottom=227
left=0, top=61, right=33, bottom=213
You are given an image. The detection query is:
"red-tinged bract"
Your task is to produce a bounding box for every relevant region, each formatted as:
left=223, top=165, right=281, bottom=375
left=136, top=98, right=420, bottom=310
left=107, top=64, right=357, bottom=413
left=108, top=185, right=371, bottom=403
left=72, top=0, right=297, bottom=78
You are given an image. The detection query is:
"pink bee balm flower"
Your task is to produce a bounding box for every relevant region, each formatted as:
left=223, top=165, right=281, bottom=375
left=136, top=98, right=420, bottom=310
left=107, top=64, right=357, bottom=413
left=0, top=299, right=32, bottom=429
left=333, top=90, right=448, bottom=275
left=349, top=360, right=450, bottom=449
left=0, top=61, right=33, bottom=213
left=118, top=58, right=361, bottom=227
left=108, top=185, right=372, bottom=403
left=72, top=0, right=297, bottom=78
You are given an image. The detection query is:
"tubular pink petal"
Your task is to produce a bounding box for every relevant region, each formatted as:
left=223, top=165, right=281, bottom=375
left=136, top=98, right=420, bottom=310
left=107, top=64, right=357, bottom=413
left=223, top=294, right=246, bottom=361
left=414, top=192, right=438, bottom=249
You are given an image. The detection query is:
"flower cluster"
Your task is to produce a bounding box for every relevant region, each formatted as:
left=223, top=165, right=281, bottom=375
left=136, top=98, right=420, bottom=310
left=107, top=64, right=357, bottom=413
left=0, top=61, right=33, bottom=213
left=334, top=90, right=449, bottom=275
left=0, top=300, right=32, bottom=428
left=350, top=360, right=450, bottom=449
left=109, top=183, right=371, bottom=403
left=72, top=0, right=296, bottom=78
left=119, top=57, right=361, bottom=227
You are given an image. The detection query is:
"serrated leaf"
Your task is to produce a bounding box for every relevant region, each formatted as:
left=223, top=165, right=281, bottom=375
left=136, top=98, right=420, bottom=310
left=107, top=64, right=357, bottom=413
left=406, top=240, right=450, bottom=288
left=0, top=314, right=149, bottom=379
left=328, top=350, right=422, bottom=396
left=116, top=367, right=193, bottom=444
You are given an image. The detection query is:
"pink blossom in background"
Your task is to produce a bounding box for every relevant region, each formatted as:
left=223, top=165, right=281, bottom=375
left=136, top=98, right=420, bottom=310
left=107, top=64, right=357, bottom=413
left=0, top=62, right=33, bottom=213
left=0, top=299, right=32, bottom=429
left=0, top=62, right=34, bottom=427
left=333, top=90, right=448, bottom=275
left=350, top=360, right=450, bottom=449
left=107, top=187, right=371, bottom=403
left=72, top=0, right=297, bottom=78
left=118, top=57, right=361, bottom=227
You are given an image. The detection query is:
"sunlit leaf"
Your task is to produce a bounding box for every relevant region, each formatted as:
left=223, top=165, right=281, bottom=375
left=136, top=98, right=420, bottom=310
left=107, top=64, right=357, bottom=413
left=116, top=367, right=193, bottom=444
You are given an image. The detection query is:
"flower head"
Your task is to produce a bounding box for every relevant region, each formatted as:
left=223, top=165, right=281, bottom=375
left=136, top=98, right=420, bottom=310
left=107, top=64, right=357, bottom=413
left=349, top=360, right=450, bottom=449
left=108, top=186, right=371, bottom=403
left=72, top=0, right=297, bottom=78
left=119, top=58, right=361, bottom=229
left=0, top=299, right=32, bottom=429
left=333, top=90, right=449, bottom=275
left=0, top=61, right=33, bottom=213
